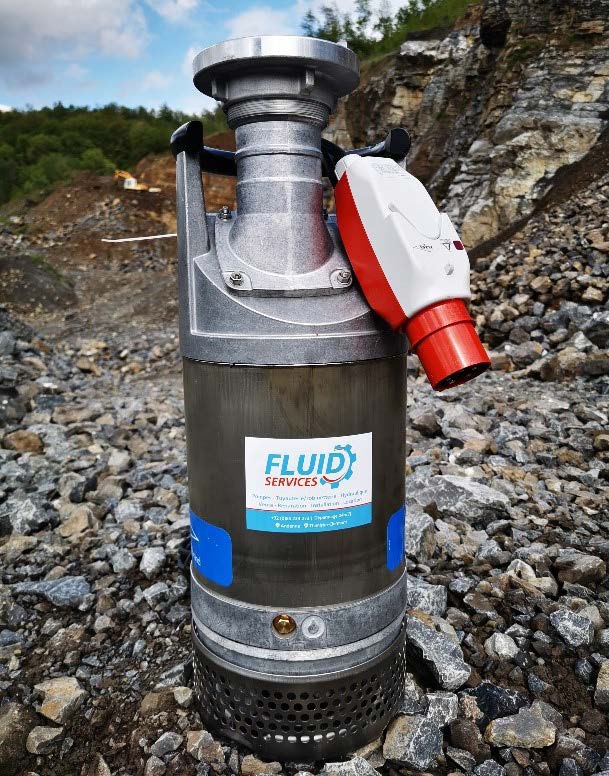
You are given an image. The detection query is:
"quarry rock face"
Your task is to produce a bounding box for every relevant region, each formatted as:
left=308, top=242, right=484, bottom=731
left=326, top=0, right=609, bottom=249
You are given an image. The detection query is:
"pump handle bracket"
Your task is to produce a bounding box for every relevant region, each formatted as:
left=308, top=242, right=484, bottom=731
left=190, top=127, right=411, bottom=185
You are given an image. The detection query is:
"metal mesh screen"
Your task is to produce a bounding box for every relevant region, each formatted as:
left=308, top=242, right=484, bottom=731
left=192, top=625, right=406, bottom=760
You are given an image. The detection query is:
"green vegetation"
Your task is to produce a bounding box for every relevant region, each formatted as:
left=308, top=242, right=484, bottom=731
left=302, top=0, right=477, bottom=59
left=0, top=103, right=227, bottom=205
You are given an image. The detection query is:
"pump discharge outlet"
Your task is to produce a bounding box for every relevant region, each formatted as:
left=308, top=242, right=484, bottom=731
left=171, top=34, right=489, bottom=762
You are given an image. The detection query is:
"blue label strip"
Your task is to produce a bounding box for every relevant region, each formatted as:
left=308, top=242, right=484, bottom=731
left=246, top=503, right=372, bottom=534
left=190, top=510, right=233, bottom=586
left=386, top=505, right=406, bottom=571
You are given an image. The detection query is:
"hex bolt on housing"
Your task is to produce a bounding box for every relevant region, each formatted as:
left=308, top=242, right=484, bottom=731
left=171, top=35, right=414, bottom=761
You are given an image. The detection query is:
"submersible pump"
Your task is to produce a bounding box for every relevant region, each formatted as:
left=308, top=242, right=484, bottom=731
left=171, top=35, right=490, bottom=761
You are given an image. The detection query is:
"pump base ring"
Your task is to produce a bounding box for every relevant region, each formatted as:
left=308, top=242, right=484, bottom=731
left=192, top=621, right=406, bottom=761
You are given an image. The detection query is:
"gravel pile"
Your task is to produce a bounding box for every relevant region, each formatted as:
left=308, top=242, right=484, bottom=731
left=471, top=173, right=609, bottom=384
left=0, top=285, right=607, bottom=776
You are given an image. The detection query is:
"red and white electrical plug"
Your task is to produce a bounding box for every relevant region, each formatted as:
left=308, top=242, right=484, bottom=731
left=335, top=154, right=491, bottom=391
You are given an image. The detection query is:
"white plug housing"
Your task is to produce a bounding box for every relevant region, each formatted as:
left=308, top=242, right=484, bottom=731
left=335, top=154, right=471, bottom=327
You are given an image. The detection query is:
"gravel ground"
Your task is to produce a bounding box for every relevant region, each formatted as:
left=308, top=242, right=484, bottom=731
left=0, top=296, right=607, bottom=776
left=0, top=168, right=608, bottom=776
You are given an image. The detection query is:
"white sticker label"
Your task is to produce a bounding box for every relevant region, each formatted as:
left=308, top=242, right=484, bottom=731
left=245, top=433, right=372, bottom=534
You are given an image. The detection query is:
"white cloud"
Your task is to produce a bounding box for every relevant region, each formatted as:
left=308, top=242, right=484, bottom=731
left=0, top=0, right=148, bottom=89
left=0, top=104, right=13, bottom=112
left=141, top=70, right=173, bottom=90
left=182, top=45, right=201, bottom=77
left=225, top=6, right=297, bottom=39
left=175, top=92, right=220, bottom=115
left=144, top=0, right=198, bottom=21
left=66, top=63, right=89, bottom=79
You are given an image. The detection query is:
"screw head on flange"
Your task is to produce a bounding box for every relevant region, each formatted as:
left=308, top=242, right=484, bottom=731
left=218, top=205, right=232, bottom=220
left=229, top=271, right=244, bottom=286
left=273, top=613, right=297, bottom=635
left=337, top=269, right=352, bottom=285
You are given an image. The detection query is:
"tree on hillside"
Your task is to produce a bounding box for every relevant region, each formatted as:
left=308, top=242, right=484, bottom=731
left=0, top=102, right=227, bottom=205
left=302, top=0, right=474, bottom=58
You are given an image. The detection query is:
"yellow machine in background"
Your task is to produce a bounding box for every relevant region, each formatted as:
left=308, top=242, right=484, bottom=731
left=113, top=169, right=161, bottom=193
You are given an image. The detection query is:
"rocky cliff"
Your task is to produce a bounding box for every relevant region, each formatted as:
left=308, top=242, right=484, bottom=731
left=327, top=0, right=609, bottom=252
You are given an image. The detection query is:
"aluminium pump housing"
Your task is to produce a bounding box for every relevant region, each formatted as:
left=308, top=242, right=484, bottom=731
left=173, top=36, right=409, bottom=761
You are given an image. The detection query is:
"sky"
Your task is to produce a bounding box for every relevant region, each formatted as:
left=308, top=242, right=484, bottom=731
left=0, top=0, right=366, bottom=116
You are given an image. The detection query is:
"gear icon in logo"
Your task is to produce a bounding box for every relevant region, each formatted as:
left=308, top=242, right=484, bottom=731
left=321, top=443, right=357, bottom=489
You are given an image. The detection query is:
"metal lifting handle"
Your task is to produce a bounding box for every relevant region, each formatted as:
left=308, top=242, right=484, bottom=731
left=171, top=121, right=411, bottom=187
left=321, top=128, right=411, bottom=186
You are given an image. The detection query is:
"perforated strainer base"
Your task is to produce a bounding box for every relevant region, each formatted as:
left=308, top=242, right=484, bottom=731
left=192, top=624, right=406, bottom=761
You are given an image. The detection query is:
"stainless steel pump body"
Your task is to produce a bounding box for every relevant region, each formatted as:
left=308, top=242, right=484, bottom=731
left=177, top=36, right=408, bottom=761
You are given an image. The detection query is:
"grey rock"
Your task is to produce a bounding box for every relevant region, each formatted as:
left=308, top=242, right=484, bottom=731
left=595, top=661, right=609, bottom=710
left=553, top=732, right=602, bottom=772
left=150, top=731, right=183, bottom=758
left=528, top=673, right=550, bottom=694
left=425, top=692, right=458, bottom=727
left=575, top=658, right=594, bottom=683
left=473, top=762, right=506, bottom=776
left=94, top=615, right=113, bottom=633
left=406, top=616, right=471, bottom=690
left=325, top=756, right=379, bottom=776
left=530, top=700, right=563, bottom=729
left=583, top=309, right=609, bottom=348
left=145, top=755, right=167, bottom=776
left=111, top=547, right=136, bottom=573
left=406, top=507, right=437, bottom=560
left=559, top=759, right=584, bottom=776
left=173, top=686, right=193, bottom=708
left=446, top=746, right=477, bottom=771
left=550, top=608, right=594, bottom=648
left=0, top=331, right=16, bottom=356
left=484, top=707, right=557, bottom=748
left=115, top=499, right=144, bottom=521
left=26, top=726, right=64, bottom=754
left=406, top=575, right=447, bottom=616
left=484, top=633, right=519, bottom=660
left=140, top=546, right=166, bottom=579
left=0, top=629, right=22, bottom=647
left=383, top=714, right=443, bottom=769
left=408, top=474, right=510, bottom=526
left=1, top=497, right=46, bottom=535
left=108, top=448, right=131, bottom=473
left=143, top=581, right=170, bottom=607
left=554, top=549, right=606, bottom=586
left=154, top=661, right=186, bottom=689
left=0, top=702, right=38, bottom=775
left=398, top=674, right=426, bottom=714
left=409, top=407, right=441, bottom=436
left=12, top=576, right=91, bottom=608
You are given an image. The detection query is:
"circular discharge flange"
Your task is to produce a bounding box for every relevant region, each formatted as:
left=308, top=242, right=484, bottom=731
left=192, top=36, right=360, bottom=99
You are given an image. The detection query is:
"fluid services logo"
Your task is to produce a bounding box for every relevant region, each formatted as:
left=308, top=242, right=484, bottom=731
left=264, top=443, right=357, bottom=490
left=246, top=433, right=372, bottom=534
